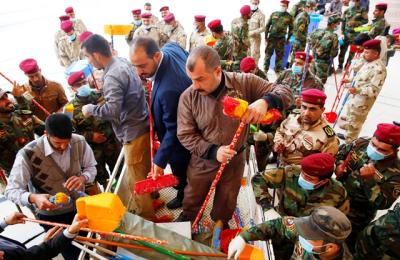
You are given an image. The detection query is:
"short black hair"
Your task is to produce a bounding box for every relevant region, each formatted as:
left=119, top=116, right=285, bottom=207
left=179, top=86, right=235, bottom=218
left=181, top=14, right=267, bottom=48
left=130, top=36, right=160, bottom=58
left=81, top=34, right=112, bottom=57
left=212, top=25, right=224, bottom=34
left=45, top=113, right=73, bottom=139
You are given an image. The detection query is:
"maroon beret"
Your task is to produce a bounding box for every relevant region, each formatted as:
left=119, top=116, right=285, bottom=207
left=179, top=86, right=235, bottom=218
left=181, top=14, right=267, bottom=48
left=61, top=20, right=74, bottom=33
left=208, top=19, right=222, bottom=31
left=159, top=6, right=169, bottom=12
left=301, top=153, right=335, bottom=177
left=363, top=39, right=381, bottom=50
left=374, top=123, right=400, bottom=146
left=141, top=12, right=152, bottom=19
left=131, top=9, right=141, bottom=15
left=375, top=3, right=388, bottom=11
left=281, top=0, right=290, bottom=6
left=163, top=13, right=175, bottom=23
left=68, top=71, right=86, bottom=86
left=59, top=15, right=70, bottom=22
left=240, top=57, right=257, bottom=73
left=301, top=88, right=327, bottom=105
left=295, top=51, right=313, bottom=62
left=195, top=15, right=206, bottom=22
left=19, top=58, right=39, bottom=74
left=240, top=5, right=252, bottom=16
left=79, top=31, right=93, bottom=43
left=65, top=7, right=74, bottom=14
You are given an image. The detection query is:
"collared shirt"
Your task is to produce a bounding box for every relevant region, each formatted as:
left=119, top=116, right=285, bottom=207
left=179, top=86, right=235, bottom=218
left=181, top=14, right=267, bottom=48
left=149, top=52, right=164, bottom=82
left=5, top=136, right=97, bottom=207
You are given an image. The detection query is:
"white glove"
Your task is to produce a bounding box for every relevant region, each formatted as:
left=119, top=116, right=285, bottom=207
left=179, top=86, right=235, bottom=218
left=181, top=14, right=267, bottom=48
left=228, top=235, right=246, bottom=259
left=81, top=104, right=94, bottom=118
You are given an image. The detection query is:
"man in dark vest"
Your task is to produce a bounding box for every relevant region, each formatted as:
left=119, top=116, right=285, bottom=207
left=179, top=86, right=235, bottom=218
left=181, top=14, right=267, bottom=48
left=5, top=113, right=97, bottom=260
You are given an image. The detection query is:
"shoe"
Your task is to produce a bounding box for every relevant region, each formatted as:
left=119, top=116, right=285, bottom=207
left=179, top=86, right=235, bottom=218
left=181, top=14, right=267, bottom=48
left=166, top=197, right=183, bottom=209
left=337, top=133, right=345, bottom=140
left=174, top=212, right=190, bottom=222
left=393, top=121, right=400, bottom=126
left=259, top=199, right=273, bottom=212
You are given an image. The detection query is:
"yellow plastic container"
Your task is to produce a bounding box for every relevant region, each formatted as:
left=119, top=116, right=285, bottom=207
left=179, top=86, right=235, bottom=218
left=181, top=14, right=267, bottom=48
left=76, top=193, right=126, bottom=232
left=104, top=24, right=133, bottom=36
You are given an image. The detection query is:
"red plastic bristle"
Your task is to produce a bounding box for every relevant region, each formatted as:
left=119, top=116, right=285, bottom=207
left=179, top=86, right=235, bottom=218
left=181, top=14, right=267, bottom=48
left=222, top=96, right=240, bottom=117
left=134, top=174, right=179, bottom=195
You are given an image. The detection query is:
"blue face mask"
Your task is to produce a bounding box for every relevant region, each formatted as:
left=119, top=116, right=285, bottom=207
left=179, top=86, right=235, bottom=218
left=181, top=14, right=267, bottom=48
left=367, top=143, right=386, bottom=161
left=298, top=236, right=327, bottom=255
left=292, top=64, right=302, bottom=75
left=77, top=84, right=92, bottom=97
left=133, top=20, right=142, bottom=26
left=69, top=34, right=77, bottom=42
left=298, top=174, right=316, bottom=190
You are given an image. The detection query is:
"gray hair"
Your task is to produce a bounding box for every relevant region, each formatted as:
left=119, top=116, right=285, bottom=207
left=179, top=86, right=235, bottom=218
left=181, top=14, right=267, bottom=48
left=186, top=46, right=220, bottom=72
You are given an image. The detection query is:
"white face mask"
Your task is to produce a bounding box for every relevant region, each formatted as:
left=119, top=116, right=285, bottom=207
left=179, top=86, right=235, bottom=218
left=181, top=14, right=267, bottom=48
left=251, top=4, right=258, bottom=11
left=280, top=6, right=288, bottom=12
left=349, top=1, right=356, bottom=8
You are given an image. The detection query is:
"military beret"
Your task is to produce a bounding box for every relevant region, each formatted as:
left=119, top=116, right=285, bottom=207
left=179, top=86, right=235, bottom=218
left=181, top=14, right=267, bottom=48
left=393, top=27, right=400, bottom=35
left=375, top=3, right=388, bottom=11
left=79, top=31, right=93, bottom=43
left=45, top=114, right=73, bottom=139
left=294, top=206, right=352, bottom=243
left=280, top=0, right=290, bottom=6
left=295, top=51, right=313, bottom=62
left=19, top=58, right=39, bottom=74
left=159, top=6, right=169, bottom=12
left=131, top=9, right=141, bottom=15
left=68, top=71, right=86, bottom=86
left=208, top=19, right=223, bottom=32
left=59, top=15, right=70, bottom=22
left=240, top=57, right=257, bottom=73
left=141, top=12, right=152, bottom=19
left=65, top=7, right=74, bottom=14
left=363, top=39, right=381, bottom=50
left=301, top=153, right=335, bottom=177
left=194, top=15, right=206, bottom=22
left=327, top=15, right=341, bottom=25
left=301, top=88, right=326, bottom=105
left=163, top=13, right=175, bottom=23
left=374, top=123, right=400, bottom=146
left=60, top=20, right=74, bottom=33
left=240, top=5, right=252, bottom=16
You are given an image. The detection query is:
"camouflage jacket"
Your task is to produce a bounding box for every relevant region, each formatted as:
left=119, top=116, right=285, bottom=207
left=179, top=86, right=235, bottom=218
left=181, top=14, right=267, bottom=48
left=0, top=110, right=44, bottom=172
left=369, top=17, right=388, bottom=39
left=220, top=60, right=240, bottom=72
left=214, top=31, right=234, bottom=61
left=290, top=0, right=306, bottom=19
left=308, top=28, right=339, bottom=60
left=69, top=92, right=116, bottom=145
left=126, top=23, right=142, bottom=43
left=134, top=25, right=164, bottom=47
left=293, top=11, right=309, bottom=43
left=231, top=17, right=250, bottom=61
left=336, top=138, right=400, bottom=226
left=255, top=68, right=268, bottom=80
left=240, top=216, right=349, bottom=260
left=249, top=8, right=266, bottom=37
left=265, top=11, right=293, bottom=39
left=73, top=18, right=87, bottom=35
left=355, top=198, right=400, bottom=260
left=189, top=29, right=210, bottom=52
left=57, top=36, right=85, bottom=67
left=166, top=23, right=187, bottom=49
left=261, top=164, right=348, bottom=216
left=341, top=6, right=368, bottom=39
left=275, top=69, right=324, bottom=95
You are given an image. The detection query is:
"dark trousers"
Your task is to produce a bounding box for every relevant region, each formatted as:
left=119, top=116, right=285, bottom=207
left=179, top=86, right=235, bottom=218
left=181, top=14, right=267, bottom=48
left=170, top=152, right=190, bottom=200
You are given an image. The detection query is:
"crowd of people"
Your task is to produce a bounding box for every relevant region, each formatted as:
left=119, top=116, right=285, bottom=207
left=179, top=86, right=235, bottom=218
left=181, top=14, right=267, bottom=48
left=0, top=0, right=399, bottom=259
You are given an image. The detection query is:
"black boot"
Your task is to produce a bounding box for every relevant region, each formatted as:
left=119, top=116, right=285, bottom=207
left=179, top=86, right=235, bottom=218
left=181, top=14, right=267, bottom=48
left=174, top=212, right=190, bottom=222
left=167, top=189, right=184, bottom=209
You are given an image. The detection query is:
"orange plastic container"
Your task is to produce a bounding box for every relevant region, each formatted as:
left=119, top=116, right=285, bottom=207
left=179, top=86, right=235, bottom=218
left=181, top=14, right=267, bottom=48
left=239, top=244, right=264, bottom=260
left=76, top=193, right=126, bottom=232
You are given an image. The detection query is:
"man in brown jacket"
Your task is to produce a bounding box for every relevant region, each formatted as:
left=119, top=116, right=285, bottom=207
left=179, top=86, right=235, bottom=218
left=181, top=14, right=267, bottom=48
left=176, top=46, right=293, bottom=225
left=12, top=59, right=68, bottom=121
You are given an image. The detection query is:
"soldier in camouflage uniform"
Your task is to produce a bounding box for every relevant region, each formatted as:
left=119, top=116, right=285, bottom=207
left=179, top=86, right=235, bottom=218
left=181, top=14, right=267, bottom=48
left=248, top=0, right=265, bottom=64
left=126, top=9, right=143, bottom=44
left=253, top=152, right=349, bottom=215
left=143, top=2, right=159, bottom=25
left=335, top=123, right=400, bottom=252
left=162, top=13, right=187, bottom=49
left=240, top=56, right=268, bottom=80
left=338, top=0, right=368, bottom=70
left=339, top=39, right=386, bottom=143
left=228, top=206, right=352, bottom=260
left=0, top=88, right=44, bottom=174
left=355, top=197, right=400, bottom=260
left=231, top=5, right=251, bottom=61
left=290, top=0, right=305, bottom=19
left=67, top=71, right=121, bottom=187
left=134, top=13, right=164, bottom=47
left=65, top=6, right=87, bottom=35
left=308, top=16, right=341, bottom=83
left=368, top=3, right=389, bottom=39
left=57, top=20, right=85, bottom=68
left=207, top=19, right=234, bottom=61
left=54, top=15, right=71, bottom=62
left=274, top=89, right=339, bottom=165
left=189, top=15, right=210, bottom=52
left=264, top=0, right=293, bottom=73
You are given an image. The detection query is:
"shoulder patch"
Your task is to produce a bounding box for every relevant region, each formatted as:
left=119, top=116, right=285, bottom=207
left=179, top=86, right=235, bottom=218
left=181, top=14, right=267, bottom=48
left=323, top=125, right=335, bottom=137
left=283, top=216, right=296, bottom=232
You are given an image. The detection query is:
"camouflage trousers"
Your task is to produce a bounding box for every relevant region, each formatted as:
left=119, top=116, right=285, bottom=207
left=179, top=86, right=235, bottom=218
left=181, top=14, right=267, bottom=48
left=249, top=34, right=262, bottom=64
left=289, top=39, right=306, bottom=66
left=252, top=173, right=273, bottom=204
left=91, top=141, right=121, bottom=187
left=338, top=35, right=356, bottom=68
left=311, top=58, right=331, bottom=84
left=264, top=37, right=286, bottom=73
left=343, top=95, right=375, bottom=144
